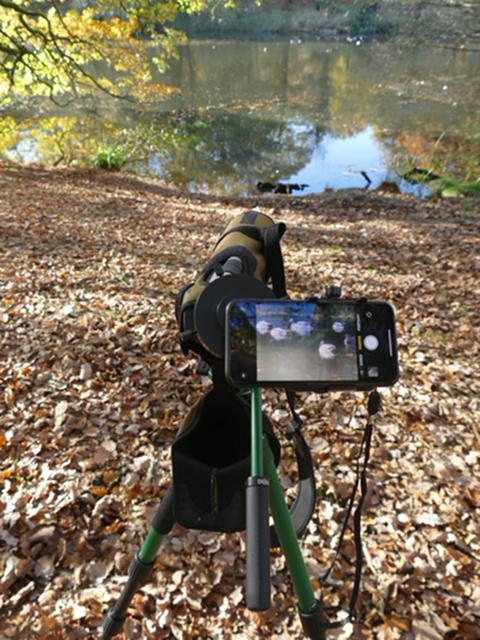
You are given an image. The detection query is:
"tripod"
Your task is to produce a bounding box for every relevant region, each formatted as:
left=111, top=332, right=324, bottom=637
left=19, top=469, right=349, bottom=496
left=102, top=388, right=329, bottom=639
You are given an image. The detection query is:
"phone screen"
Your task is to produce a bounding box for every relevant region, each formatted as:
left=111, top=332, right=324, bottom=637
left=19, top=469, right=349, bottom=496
left=226, top=299, right=398, bottom=390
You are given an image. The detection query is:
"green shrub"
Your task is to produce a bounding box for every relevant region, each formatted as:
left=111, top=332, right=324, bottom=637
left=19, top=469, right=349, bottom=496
left=95, top=145, right=127, bottom=170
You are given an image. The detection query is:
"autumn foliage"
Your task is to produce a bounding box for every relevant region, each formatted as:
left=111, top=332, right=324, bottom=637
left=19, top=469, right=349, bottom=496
left=0, top=164, right=479, bottom=638
left=0, top=0, right=208, bottom=102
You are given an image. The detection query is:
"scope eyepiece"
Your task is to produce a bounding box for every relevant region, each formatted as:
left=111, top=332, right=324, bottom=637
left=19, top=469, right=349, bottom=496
left=222, top=256, right=244, bottom=276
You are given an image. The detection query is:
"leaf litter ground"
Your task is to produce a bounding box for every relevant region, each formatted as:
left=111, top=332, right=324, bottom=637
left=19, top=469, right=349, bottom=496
left=0, top=165, right=479, bottom=639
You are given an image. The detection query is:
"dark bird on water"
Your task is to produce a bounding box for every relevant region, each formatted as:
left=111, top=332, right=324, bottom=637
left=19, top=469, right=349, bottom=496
left=256, top=181, right=309, bottom=195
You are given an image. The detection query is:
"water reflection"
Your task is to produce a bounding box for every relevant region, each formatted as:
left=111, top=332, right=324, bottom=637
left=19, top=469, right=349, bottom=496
left=142, top=110, right=321, bottom=195
left=143, top=114, right=406, bottom=196
left=1, top=39, right=479, bottom=195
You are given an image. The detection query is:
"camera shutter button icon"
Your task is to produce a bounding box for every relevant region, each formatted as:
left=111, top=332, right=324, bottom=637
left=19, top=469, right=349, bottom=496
left=364, top=335, right=379, bottom=351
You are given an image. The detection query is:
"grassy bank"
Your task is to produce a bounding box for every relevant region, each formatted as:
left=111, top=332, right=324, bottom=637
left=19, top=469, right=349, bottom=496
left=175, top=0, right=480, bottom=46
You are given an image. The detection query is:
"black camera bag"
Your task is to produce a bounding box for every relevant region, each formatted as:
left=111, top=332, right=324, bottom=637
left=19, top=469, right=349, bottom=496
left=172, top=388, right=280, bottom=533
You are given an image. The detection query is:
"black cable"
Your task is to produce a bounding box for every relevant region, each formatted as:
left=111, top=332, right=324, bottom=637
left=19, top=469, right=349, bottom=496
left=320, top=390, right=380, bottom=629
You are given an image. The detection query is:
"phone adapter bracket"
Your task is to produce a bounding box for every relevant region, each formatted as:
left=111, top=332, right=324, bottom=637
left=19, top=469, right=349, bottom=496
left=326, top=284, right=342, bottom=298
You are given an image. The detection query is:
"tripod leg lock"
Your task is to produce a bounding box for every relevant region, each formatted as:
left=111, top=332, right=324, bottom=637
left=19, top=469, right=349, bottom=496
left=102, top=608, right=127, bottom=639
left=128, top=551, right=155, bottom=584
left=298, top=599, right=329, bottom=640
left=102, top=553, right=156, bottom=639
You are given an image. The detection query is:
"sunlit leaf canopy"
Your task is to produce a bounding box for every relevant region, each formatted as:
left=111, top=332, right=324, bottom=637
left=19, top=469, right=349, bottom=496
left=0, top=0, right=226, bottom=104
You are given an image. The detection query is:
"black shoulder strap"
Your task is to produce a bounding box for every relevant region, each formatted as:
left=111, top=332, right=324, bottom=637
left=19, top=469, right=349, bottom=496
left=269, top=389, right=316, bottom=548
left=261, top=223, right=288, bottom=299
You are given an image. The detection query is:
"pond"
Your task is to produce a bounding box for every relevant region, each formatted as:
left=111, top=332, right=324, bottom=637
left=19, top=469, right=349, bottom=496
left=2, top=38, right=479, bottom=196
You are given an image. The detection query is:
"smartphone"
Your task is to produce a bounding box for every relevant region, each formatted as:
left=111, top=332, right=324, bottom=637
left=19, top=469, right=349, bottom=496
left=225, top=298, right=398, bottom=391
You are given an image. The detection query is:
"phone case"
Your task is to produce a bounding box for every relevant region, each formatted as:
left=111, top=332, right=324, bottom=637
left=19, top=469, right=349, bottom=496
left=225, top=298, right=398, bottom=391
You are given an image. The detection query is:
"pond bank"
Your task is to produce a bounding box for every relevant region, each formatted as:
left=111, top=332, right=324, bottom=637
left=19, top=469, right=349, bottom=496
left=1, top=161, right=477, bottom=221
left=175, top=0, right=480, bottom=49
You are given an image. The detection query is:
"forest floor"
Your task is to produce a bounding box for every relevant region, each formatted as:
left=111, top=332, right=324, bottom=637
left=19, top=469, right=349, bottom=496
left=0, top=164, right=479, bottom=639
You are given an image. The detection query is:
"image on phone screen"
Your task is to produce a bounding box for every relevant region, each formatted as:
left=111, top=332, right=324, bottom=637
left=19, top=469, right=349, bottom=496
left=227, top=300, right=360, bottom=384
left=226, top=298, right=398, bottom=389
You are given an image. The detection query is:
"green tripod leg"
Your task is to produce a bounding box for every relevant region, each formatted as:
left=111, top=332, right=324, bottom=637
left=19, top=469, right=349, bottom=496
left=263, top=437, right=329, bottom=640
left=102, top=483, right=175, bottom=639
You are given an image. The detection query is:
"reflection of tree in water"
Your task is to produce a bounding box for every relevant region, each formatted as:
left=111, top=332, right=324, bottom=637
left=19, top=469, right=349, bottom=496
left=3, top=38, right=477, bottom=191
left=151, top=110, right=319, bottom=194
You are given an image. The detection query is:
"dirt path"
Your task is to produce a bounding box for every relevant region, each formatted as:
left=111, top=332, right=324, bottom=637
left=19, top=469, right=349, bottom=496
left=1, top=164, right=479, bottom=638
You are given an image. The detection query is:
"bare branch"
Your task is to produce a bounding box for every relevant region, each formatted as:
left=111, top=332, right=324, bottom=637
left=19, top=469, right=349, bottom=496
left=19, top=14, right=49, bottom=44
left=0, top=42, right=20, bottom=56
left=0, top=0, right=47, bottom=20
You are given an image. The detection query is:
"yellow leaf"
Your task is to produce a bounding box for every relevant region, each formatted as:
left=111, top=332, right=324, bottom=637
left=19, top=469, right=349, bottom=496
left=91, top=486, right=108, bottom=496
